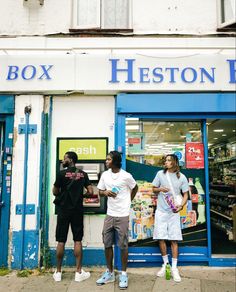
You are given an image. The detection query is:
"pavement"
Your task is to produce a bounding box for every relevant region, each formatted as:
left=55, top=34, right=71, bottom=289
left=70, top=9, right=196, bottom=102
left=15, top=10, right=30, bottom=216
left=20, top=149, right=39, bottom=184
left=0, top=266, right=235, bottom=292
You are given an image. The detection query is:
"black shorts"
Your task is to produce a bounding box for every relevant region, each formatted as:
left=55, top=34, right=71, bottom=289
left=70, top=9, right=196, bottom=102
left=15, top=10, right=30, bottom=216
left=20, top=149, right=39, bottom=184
left=56, top=209, right=84, bottom=243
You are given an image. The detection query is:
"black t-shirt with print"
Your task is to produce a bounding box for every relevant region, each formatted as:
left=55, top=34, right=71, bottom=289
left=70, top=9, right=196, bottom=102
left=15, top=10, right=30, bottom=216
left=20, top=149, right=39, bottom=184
left=54, top=166, right=91, bottom=211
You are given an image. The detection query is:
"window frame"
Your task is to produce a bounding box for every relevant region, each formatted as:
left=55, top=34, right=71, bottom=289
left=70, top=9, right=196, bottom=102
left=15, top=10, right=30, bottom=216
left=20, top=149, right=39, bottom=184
left=217, top=0, right=236, bottom=29
left=72, top=0, right=132, bottom=30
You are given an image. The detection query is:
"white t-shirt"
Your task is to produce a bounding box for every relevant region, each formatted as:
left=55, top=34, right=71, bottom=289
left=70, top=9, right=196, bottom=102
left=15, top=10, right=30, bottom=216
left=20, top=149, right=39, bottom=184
left=152, top=170, right=189, bottom=213
left=97, top=169, right=137, bottom=217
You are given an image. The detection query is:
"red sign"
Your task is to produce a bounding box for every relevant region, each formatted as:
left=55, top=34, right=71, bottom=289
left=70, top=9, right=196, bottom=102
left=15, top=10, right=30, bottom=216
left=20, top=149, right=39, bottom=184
left=185, top=143, right=204, bottom=169
left=128, top=138, right=141, bottom=144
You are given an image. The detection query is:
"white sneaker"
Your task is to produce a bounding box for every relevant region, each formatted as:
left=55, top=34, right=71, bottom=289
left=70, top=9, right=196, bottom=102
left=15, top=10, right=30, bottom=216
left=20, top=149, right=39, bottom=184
left=75, top=270, right=91, bottom=282
left=171, top=268, right=181, bottom=282
left=156, top=264, right=166, bottom=277
left=53, top=271, right=62, bottom=282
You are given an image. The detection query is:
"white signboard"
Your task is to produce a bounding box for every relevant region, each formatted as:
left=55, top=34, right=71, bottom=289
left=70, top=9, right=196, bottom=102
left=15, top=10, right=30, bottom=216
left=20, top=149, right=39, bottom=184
left=0, top=52, right=235, bottom=92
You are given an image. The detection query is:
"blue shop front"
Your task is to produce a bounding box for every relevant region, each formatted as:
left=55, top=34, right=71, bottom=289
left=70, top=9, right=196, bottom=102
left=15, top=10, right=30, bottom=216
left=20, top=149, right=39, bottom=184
left=114, top=93, right=236, bottom=268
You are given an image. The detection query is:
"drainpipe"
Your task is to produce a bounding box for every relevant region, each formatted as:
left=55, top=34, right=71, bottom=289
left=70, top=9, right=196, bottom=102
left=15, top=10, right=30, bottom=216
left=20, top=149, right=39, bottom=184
left=20, top=105, right=31, bottom=270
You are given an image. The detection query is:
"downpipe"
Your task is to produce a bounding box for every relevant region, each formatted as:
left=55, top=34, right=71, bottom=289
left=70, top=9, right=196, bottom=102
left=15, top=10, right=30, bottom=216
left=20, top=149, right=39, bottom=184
left=20, top=105, right=31, bottom=270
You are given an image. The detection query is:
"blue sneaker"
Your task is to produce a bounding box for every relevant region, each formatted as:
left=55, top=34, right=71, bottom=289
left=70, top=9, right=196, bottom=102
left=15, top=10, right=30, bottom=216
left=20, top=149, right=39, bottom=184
left=96, top=270, right=115, bottom=285
left=119, top=274, right=128, bottom=289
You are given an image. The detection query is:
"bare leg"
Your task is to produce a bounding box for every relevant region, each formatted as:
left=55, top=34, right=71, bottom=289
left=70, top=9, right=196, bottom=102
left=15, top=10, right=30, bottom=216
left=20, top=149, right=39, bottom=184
left=105, top=247, right=113, bottom=272
left=56, top=242, right=65, bottom=272
left=159, top=240, right=167, bottom=256
left=170, top=240, right=178, bottom=258
left=121, top=249, right=128, bottom=272
left=74, top=241, right=82, bottom=272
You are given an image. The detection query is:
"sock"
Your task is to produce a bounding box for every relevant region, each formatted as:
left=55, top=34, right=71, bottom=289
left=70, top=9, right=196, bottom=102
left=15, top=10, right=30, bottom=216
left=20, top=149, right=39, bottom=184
left=172, top=258, right=178, bottom=269
left=121, top=271, right=127, bottom=276
left=162, top=255, right=169, bottom=266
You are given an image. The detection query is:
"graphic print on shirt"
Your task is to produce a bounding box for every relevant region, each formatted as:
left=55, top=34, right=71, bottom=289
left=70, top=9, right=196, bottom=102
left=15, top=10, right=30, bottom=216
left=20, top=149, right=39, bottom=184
left=65, top=172, right=85, bottom=180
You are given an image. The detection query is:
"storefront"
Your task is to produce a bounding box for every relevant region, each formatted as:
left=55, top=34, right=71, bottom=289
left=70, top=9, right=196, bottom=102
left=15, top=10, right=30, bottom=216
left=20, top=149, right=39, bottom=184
left=115, top=93, right=236, bottom=267
left=0, top=37, right=235, bottom=268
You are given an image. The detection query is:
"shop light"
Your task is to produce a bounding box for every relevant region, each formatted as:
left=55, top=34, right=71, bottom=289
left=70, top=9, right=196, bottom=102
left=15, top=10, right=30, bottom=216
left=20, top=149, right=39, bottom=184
left=222, top=134, right=227, bottom=136
left=214, top=137, right=218, bottom=140
left=126, top=118, right=139, bottom=121
left=233, top=130, right=236, bottom=132
left=167, top=144, right=179, bottom=147
left=148, top=145, right=163, bottom=148
left=126, top=125, right=140, bottom=130
left=213, top=129, right=224, bottom=132
left=166, top=128, right=170, bottom=130
left=189, top=130, right=201, bottom=133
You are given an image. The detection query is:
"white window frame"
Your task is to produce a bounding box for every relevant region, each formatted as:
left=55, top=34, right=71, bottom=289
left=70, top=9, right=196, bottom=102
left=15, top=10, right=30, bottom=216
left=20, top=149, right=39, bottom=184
left=72, top=0, right=132, bottom=29
left=217, top=0, right=236, bottom=28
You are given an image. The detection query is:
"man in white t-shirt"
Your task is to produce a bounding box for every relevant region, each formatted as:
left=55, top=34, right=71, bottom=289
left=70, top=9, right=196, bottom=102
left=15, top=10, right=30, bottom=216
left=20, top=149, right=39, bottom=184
left=96, top=151, right=138, bottom=290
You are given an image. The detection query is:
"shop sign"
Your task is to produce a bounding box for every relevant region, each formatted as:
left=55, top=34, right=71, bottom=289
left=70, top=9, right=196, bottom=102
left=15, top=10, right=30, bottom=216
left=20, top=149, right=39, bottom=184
left=58, top=137, right=108, bottom=161
left=185, top=142, right=204, bottom=168
left=128, top=132, right=145, bottom=154
left=109, top=58, right=236, bottom=84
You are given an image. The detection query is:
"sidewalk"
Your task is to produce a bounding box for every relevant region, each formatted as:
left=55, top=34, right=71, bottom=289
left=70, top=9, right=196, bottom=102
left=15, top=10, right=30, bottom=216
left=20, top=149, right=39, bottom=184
left=0, top=266, right=235, bottom=292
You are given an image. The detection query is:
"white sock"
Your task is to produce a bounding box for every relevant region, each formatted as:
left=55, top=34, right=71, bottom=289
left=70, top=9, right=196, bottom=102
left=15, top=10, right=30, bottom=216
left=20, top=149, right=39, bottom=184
left=162, top=255, right=169, bottom=266
left=172, top=258, right=178, bottom=269
left=121, top=271, right=127, bottom=276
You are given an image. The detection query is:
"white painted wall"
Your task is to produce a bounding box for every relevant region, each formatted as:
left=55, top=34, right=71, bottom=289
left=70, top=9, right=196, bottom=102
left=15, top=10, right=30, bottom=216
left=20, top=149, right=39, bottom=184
left=10, top=95, right=43, bottom=232
left=48, top=95, right=115, bottom=248
left=0, top=0, right=220, bottom=35
left=133, top=0, right=217, bottom=34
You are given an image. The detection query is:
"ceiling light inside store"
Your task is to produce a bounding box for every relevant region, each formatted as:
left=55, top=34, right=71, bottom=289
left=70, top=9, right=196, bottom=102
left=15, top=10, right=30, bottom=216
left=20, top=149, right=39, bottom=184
left=222, top=134, right=227, bottom=136
left=148, top=145, right=163, bottom=148
left=214, top=138, right=218, bottom=140
left=168, top=144, right=181, bottom=147
left=126, top=118, right=139, bottom=121
left=213, top=129, right=224, bottom=132
left=189, top=130, right=201, bottom=133
left=126, top=125, right=140, bottom=130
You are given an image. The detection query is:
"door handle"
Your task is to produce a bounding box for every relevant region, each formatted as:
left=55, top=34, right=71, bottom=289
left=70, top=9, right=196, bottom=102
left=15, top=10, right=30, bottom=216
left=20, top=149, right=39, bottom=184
left=0, top=201, right=4, bottom=208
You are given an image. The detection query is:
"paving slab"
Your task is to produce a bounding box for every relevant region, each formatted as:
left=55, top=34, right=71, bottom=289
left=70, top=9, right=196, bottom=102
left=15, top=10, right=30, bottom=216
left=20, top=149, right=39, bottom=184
left=201, top=279, right=236, bottom=292
left=0, top=266, right=235, bottom=292
left=152, top=276, right=201, bottom=292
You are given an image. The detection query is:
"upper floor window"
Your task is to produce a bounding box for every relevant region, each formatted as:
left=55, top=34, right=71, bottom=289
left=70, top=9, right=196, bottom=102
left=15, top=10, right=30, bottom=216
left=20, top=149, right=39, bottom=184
left=73, top=0, right=131, bottom=29
left=218, top=0, right=236, bottom=29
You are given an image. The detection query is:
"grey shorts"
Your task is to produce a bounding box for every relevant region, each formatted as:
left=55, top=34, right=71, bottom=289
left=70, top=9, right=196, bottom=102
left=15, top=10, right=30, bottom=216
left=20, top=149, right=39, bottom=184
left=102, top=215, right=129, bottom=250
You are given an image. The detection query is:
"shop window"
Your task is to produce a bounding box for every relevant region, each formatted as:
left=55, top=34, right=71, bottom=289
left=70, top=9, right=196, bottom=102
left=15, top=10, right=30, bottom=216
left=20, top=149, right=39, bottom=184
left=208, top=119, right=236, bottom=254
left=72, top=0, right=131, bottom=30
left=217, top=0, right=236, bottom=30
left=126, top=119, right=207, bottom=248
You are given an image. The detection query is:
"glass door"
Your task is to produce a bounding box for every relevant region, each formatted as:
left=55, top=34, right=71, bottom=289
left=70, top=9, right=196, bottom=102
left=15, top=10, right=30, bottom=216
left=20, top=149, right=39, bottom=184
left=125, top=119, right=207, bottom=248
left=208, top=118, right=236, bottom=256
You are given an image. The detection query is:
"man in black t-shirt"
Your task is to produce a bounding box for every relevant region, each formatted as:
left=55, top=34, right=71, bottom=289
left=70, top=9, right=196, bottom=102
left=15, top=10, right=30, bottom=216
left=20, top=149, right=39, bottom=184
left=52, top=151, right=93, bottom=282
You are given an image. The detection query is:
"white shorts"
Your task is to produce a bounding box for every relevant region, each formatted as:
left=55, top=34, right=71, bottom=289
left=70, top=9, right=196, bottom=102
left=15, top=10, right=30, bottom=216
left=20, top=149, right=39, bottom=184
left=153, top=209, right=183, bottom=241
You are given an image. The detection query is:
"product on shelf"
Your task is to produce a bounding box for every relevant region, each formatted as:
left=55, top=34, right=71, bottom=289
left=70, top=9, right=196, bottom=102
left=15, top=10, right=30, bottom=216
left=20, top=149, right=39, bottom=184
left=209, top=142, right=236, bottom=242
